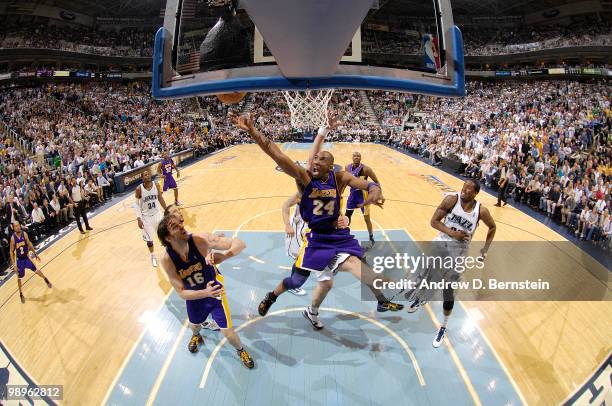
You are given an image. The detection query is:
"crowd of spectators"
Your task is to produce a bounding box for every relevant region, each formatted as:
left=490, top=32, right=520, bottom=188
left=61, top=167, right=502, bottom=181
left=0, top=82, right=255, bottom=268
left=1, top=14, right=610, bottom=60
left=388, top=80, right=611, bottom=245
left=0, top=79, right=610, bottom=270
left=463, top=16, right=612, bottom=55
left=0, top=20, right=154, bottom=57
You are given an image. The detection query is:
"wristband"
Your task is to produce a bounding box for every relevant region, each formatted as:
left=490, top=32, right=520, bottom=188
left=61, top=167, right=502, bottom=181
left=317, top=126, right=330, bottom=137
left=367, top=182, right=380, bottom=192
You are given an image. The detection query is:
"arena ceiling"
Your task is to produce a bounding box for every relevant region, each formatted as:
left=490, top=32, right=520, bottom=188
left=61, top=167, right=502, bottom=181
left=4, top=0, right=593, bottom=18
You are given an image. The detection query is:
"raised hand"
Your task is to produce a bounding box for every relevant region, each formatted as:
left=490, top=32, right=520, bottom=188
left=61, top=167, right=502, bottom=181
left=232, top=114, right=254, bottom=132
left=326, top=113, right=340, bottom=130
left=359, top=187, right=385, bottom=209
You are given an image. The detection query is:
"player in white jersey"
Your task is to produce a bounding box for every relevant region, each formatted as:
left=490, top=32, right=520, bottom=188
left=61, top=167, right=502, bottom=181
left=282, top=192, right=308, bottom=295
left=134, top=170, right=167, bottom=267
left=408, top=179, right=496, bottom=348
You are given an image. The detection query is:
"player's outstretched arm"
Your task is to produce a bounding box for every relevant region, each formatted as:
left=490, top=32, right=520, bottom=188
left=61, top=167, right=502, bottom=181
left=478, top=206, right=497, bottom=256
left=193, top=233, right=246, bottom=266
left=159, top=252, right=223, bottom=300
left=336, top=171, right=384, bottom=208
left=282, top=192, right=300, bottom=236
left=307, top=114, right=338, bottom=172
left=233, top=114, right=310, bottom=186
left=430, top=195, right=468, bottom=241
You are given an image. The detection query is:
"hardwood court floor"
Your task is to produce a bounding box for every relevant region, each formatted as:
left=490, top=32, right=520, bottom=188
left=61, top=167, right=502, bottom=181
left=0, top=143, right=609, bottom=405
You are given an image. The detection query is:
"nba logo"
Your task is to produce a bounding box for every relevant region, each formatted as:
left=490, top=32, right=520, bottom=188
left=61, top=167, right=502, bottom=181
left=423, top=34, right=441, bottom=71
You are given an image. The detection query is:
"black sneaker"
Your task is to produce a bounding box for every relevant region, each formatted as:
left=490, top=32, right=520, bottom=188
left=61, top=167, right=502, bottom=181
left=238, top=349, right=255, bottom=369
left=45, top=278, right=52, bottom=288
left=20, top=294, right=25, bottom=304
left=377, top=301, right=404, bottom=312
left=188, top=333, right=203, bottom=353
left=258, top=292, right=276, bottom=316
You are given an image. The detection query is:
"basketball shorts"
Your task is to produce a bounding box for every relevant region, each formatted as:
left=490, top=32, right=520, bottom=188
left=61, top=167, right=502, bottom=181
left=295, top=228, right=362, bottom=279
left=142, top=212, right=163, bottom=243
left=347, top=190, right=370, bottom=215
left=162, top=175, right=177, bottom=191
left=186, top=295, right=232, bottom=329
left=414, top=239, right=469, bottom=302
left=16, top=256, right=36, bottom=278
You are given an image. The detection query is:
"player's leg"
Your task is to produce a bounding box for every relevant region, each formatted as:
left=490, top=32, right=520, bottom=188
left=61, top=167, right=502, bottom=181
left=362, top=192, right=375, bottom=245
left=433, top=288, right=454, bottom=348
left=212, top=295, right=254, bottom=369
left=186, top=300, right=208, bottom=353
left=285, top=234, right=307, bottom=296
left=15, top=265, right=25, bottom=303
left=173, top=187, right=179, bottom=205
left=33, top=267, right=52, bottom=288
left=303, top=278, right=332, bottom=330
left=258, top=264, right=310, bottom=316
left=364, top=213, right=375, bottom=246
left=339, top=256, right=404, bottom=311
left=143, top=219, right=158, bottom=267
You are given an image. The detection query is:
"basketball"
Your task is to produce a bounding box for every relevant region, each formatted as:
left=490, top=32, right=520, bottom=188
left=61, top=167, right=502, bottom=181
left=216, top=92, right=247, bottom=104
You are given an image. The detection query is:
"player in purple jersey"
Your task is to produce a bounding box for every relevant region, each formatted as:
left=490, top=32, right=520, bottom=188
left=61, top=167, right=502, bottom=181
left=9, top=222, right=52, bottom=304
left=157, top=152, right=181, bottom=205
left=233, top=114, right=403, bottom=330
left=345, top=152, right=380, bottom=247
left=158, top=214, right=254, bottom=368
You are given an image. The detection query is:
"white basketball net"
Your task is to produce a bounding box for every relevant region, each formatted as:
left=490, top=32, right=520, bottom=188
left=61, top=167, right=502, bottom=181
left=282, top=89, right=334, bottom=130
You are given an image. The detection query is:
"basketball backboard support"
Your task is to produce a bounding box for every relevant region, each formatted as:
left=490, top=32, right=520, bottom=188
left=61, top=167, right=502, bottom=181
left=152, top=0, right=464, bottom=99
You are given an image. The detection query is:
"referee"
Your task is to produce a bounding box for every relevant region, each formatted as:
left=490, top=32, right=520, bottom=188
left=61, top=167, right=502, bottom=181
left=70, top=178, right=93, bottom=234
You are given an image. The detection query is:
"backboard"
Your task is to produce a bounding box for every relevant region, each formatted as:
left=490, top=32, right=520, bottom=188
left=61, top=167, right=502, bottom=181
left=152, top=0, right=464, bottom=99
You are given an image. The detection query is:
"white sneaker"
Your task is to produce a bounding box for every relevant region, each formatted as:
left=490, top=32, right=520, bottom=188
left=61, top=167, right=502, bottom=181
left=151, top=255, right=158, bottom=267
left=303, top=306, right=324, bottom=330
left=432, top=326, right=447, bottom=348
left=202, top=320, right=220, bottom=331
left=288, top=288, right=307, bottom=296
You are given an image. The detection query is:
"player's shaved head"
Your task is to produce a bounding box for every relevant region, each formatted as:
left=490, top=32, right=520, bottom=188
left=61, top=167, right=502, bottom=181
left=320, top=150, right=334, bottom=164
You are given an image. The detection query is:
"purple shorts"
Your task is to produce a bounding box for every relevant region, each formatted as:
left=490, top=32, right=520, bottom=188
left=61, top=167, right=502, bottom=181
left=186, top=295, right=232, bottom=329
left=163, top=175, right=177, bottom=191
left=16, top=257, right=36, bottom=278
left=347, top=190, right=369, bottom=215
left=295, top=228, right=363, bottom=272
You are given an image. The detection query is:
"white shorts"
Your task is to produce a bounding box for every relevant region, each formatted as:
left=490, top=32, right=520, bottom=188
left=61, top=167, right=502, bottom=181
left=312, top=253, right=351, bottom=282
left=142, top=213, right=163, bottom=243
left=285, top=218, right=306, bottom=259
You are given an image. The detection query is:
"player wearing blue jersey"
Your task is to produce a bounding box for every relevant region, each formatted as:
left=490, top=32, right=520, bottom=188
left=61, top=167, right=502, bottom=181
left=158, top=214, right=254, bottom=368
left=10, top=221, right=52, bottom=304
left=233, top=114, right=403, bottom=330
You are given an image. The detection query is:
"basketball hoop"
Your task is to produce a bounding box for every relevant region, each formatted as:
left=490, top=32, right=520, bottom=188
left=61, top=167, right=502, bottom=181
left=282, top=89, right=334, bottom=130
